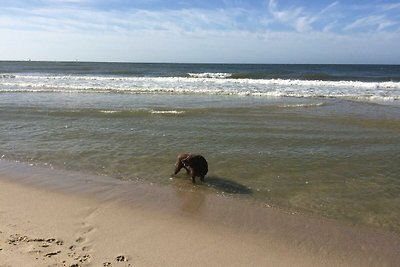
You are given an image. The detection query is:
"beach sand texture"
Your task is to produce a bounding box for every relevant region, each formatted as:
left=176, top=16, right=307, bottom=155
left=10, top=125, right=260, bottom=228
left=0, top=162, right=399, bottom=267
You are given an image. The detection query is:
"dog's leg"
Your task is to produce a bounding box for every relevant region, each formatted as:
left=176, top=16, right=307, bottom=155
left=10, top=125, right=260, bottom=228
left=184, top=166, right=190, bottom=175
left=189, top=169, right=196, bottom=184
left=173, top=164, right=183, bottom=175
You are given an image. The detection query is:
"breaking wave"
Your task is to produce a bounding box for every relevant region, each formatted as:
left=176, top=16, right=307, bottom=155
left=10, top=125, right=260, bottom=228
left=187, top=72, right=232, bottom=79
left=278, top=102, right=326, bottom=108
left=1, top=73, right=400, bottom=103
left=150, top=110, right=186, bottom=114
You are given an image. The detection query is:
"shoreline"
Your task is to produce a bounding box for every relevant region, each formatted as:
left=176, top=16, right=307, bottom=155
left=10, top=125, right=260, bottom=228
left=1, top=160, right=400, bottom=266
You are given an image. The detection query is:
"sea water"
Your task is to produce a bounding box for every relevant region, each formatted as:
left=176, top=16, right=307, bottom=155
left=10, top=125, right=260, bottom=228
left=1, top=61, right=400, bottom=232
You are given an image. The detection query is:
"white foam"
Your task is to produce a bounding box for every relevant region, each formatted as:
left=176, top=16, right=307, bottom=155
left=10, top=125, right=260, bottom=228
left=279, top=102, right=325, bottom=108
left=99, top=110, right=121, bottom=114
left=187, top=72, right=232, bottom=79
left=150, top=110, right=185, bottom=114
left=1, top=74, right=400, bottom=104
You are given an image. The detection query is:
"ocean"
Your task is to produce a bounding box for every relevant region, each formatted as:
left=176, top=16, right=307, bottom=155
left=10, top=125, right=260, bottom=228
left=1, top=61, right=400, bottom=233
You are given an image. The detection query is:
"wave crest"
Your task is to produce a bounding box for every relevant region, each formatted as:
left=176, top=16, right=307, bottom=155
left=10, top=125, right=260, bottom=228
left=187, top=72, right=232, bottom=79
left=1, top=74, right=400, bottom=103
left=278, top=102, right=326, bottom=108
left=150, top=110, right=185, bottom=114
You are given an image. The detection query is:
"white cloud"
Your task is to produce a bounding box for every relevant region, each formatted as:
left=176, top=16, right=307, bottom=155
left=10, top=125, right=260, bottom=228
left=294, top=16, right=317, bottom=32
left=381, top=3, right=400, bottom=11
left=2, top=25, right=400, bottom=64
left=319, top=1, right=339, bottom=14
left=267, top=1, right=399, bottom=34
left=352, top=2, right=400, bottom=12
left=345, top=15, right=396, bottom=31
left=1, top=1, right=400, bottom=63
left=323, top=21, right=338, bottom=32
left=267, top=0, right=320, bottom=33
left=0, top=6, right=256, bottom=35
left=268, top=0, right=302, bottom=23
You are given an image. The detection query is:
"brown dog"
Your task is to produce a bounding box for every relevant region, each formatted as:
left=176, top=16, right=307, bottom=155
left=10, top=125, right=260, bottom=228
left=173, top=153, right=208, bottom=184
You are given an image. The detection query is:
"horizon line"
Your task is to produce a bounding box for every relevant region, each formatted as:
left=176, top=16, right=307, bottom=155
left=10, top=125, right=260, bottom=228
left=1, top=59, right=399, bottom=66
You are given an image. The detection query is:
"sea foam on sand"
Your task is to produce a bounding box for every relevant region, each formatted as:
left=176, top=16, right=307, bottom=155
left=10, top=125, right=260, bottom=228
left=0, top=160, right=399, bottom=266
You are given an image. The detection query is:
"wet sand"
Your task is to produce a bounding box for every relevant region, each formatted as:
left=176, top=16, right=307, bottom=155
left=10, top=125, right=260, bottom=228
left=0, top=160, right=399, bottom=266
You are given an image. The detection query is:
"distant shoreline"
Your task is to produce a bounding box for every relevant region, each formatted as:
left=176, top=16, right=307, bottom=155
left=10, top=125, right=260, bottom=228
left=1, top=60, right=399, bottom=66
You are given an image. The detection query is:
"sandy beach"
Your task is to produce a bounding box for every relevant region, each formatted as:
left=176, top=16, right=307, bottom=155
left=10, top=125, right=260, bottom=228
left=0, top=161, right=399, bottom=267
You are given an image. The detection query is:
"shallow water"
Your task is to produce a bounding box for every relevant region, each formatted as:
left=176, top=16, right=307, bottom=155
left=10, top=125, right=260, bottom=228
left=1, top=92, right=400, bottom=232
left=1, top=62, right=400, bottom=233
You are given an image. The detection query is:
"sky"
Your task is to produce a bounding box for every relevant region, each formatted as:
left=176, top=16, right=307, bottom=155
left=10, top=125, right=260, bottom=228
left=0, top=0, right=399, bottom=64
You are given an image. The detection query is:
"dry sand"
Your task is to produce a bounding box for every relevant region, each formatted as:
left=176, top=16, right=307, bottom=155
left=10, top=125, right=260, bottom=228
left=0, top=161, right=399, bottom=267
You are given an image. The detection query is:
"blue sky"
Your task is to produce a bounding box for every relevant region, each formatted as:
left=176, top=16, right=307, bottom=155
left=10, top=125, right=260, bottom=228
left=1, top=0, right=399, bottom=63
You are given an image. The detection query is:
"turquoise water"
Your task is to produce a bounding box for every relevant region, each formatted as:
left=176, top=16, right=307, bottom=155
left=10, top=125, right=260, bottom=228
left=1, top=62, right=400, bottom=233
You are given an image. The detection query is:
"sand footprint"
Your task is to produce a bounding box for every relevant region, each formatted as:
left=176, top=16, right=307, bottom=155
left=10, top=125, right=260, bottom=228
left=116, top=255, right=127, bottom=262
left=7, top=233, right=28, bottom=245
left=102, top=255, right=131, bottom=267
left=75, top=236, right=87, bottom=244
left=74, top=232, right=94, bottom=254
left=44, top=250, right=61, bottom=257
left=69, top=218, right=98, bottom=265
left=4, top=233, right=74, bottom=265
